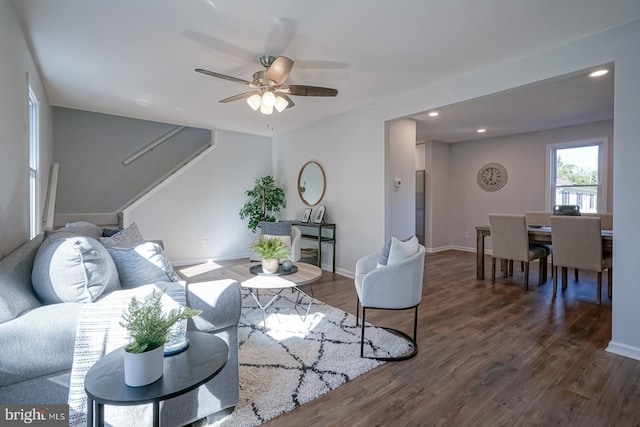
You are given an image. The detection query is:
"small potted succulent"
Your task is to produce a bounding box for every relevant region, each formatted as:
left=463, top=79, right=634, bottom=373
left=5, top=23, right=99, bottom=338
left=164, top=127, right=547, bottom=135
left=119, top=288, right=201, bottom=387
left=250, top=236, right=290, bottom=274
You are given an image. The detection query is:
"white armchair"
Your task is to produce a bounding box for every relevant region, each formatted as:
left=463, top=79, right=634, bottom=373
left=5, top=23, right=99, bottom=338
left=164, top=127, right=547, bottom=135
left=249, top=224, right=301, bottom=262
left=354, top=241, right=426, bottom=361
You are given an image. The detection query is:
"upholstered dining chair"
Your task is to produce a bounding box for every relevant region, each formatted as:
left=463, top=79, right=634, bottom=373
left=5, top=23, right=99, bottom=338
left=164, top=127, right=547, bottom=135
left=488, top=214, right=548, bottom=289
left=553, top=205, right=582, bottom=280
left=354, top=239, right=426, bottom=361
left=550, top=216, right=612, bottom=304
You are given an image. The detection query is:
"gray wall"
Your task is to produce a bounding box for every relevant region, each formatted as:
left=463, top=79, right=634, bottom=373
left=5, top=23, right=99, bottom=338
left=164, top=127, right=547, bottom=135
left=448, top=119, right=613, bottom=252
left=53, top=107, right=211, bottom=222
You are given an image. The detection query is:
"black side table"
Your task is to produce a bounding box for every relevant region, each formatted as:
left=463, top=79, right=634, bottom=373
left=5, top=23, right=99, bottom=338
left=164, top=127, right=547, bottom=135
left=84, top=331, right=228, bottom=427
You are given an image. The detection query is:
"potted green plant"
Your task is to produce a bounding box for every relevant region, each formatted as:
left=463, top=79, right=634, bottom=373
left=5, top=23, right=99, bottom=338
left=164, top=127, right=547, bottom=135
left=239, top=175, right=286, bottom=232
left=119, top=288, right=202, bottom=387
left=250, top=236, right=290, bottom=274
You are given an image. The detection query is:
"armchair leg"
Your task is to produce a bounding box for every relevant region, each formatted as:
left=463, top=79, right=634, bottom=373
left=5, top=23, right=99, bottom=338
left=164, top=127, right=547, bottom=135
left=597, top=272, right=603, bottom=305
left=608, top=268, right=613, bottom=298
left=356, top=298, right=360, bottom=326
left=553, top=266, right=558, bottom=296
left=524, top=262, right=530, bottom=290
left=360, top=306, right=418, bottom=361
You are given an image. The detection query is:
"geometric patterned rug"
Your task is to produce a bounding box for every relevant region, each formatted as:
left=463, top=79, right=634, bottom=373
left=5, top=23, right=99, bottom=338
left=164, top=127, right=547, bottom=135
left=200, top=290, right=411, bottom=426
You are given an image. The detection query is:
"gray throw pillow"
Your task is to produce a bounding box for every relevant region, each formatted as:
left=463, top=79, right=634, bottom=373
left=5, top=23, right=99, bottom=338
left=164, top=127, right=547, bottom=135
left=106, top=242, right=180, bottom=289
left=64, top=221, right=103, bottom=240
left=31, top=234, right=121, bottom=304
left=377, top=238, right=393, bottom=266
left=259, top=221, right=291, bottom=236
left=99, top=222, right=145, bottom=248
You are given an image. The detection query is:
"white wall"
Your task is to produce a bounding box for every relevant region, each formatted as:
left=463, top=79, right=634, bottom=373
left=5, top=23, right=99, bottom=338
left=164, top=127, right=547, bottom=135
left=274, top=19, right=640, bottom=359
left=386, top=119, right=417, bottom=240
left=125, top=130, right=272, bottom=264
left=0, top=0, right=53, bottom=258
left=273, top=106, right=387, bottom=276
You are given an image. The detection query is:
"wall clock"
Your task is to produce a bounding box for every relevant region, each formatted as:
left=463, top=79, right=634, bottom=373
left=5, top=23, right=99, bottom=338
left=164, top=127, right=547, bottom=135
left=477, top=162, right=508, bottom=192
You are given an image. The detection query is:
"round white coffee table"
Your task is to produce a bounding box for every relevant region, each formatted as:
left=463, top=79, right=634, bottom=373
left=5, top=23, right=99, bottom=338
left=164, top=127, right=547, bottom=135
left=223, top=262, right=322, bottom=328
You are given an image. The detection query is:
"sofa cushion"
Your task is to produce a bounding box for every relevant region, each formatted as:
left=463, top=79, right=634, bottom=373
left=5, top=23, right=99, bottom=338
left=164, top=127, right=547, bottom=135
left=99, top=222, right=145, bottom=248
left=0, top=302, right=83, bottom=386
left=106, top=242, right=180, bottom=289
left=259, top=221, right=291, bottom=236
left=31, top=234, right=121, bottom=304
left=0, top=236, right=44, bottom=324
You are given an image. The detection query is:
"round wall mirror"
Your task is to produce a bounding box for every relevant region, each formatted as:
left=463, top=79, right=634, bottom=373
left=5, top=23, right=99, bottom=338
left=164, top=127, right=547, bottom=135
left=298, top=161, right=326, bottom=206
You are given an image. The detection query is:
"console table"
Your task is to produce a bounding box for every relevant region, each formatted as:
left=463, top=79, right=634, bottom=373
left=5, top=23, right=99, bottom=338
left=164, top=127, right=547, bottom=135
left=290, top=221, right=336, bottom=272
left=84, top=332, right=228, bottom=427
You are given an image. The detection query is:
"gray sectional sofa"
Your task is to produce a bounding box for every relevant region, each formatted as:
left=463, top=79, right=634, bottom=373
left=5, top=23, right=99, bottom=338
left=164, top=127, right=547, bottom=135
left=0, top=223, right=242, bottom=426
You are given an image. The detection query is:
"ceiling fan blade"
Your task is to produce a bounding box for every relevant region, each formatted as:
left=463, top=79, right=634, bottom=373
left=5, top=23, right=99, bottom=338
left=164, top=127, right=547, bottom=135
left=284, top=85, right=338, bottom=97
left=265, top=56, right=294, bottom=86
left=195, top=68, right=251, bottom=85
left=219, top=92, right=257, bottom=103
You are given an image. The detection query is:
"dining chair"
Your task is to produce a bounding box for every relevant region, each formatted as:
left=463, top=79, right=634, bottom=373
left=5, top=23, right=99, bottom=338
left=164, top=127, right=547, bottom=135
left=550, top=216, right=612, bottom=304
left=488, top=214, right=548, bottom=290
left=525, top=211, right=551, bottom=227
left=553, top=205, right=582, bottom=280
left=583, top=212, right=613, bottom=230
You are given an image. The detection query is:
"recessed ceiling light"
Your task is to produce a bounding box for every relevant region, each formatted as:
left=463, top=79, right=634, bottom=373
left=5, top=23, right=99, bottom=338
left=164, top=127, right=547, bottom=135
left=589, top=69, right=608, bottom=77
left=428, top=111, right=439, bottom=117
left=477, top=128, right=486, bottom=133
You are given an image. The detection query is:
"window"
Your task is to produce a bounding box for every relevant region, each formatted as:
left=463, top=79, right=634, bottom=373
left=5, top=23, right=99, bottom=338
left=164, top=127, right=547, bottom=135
left=29, top=86, right=40, bottom=238
left=547, top=138, right=607, bottom=213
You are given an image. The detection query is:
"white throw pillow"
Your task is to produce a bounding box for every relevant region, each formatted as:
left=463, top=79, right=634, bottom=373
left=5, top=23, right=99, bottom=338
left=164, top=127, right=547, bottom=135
left=387, top=236, right=419, bottom=265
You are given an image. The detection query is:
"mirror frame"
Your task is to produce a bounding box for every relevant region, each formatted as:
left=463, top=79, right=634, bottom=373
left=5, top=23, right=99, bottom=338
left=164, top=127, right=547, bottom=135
left=297, top=161, right=326, bottom=206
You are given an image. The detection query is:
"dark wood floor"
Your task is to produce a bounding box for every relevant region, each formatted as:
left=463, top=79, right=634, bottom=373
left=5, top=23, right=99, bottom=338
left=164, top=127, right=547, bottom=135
left=254, top=250, right=640, bottom=427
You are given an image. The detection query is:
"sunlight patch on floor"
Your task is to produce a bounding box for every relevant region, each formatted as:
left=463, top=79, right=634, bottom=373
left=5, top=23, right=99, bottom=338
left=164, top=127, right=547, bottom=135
left=177, top=260, right=223, bottom=278
left=265, top=312, right=325, bottom=340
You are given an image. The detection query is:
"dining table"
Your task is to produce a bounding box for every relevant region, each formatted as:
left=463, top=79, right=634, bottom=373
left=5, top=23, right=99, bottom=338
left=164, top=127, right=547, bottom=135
left=475, top=225, right=613, bottom=280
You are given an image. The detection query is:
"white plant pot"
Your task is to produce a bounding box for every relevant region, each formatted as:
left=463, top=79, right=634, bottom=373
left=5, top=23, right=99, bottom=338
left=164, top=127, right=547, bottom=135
left=262, top=258, right=279, bottom=274
left=123, top=345, right=164, bottom=387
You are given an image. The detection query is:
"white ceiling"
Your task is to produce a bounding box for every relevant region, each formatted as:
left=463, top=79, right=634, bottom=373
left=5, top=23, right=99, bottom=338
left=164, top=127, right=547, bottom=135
left=11, top=0, right=640, bottom=138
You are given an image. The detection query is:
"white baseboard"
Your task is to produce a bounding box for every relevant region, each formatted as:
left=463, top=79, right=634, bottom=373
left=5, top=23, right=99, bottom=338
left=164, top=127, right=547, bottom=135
left=606, top=340, right=640, bottom=361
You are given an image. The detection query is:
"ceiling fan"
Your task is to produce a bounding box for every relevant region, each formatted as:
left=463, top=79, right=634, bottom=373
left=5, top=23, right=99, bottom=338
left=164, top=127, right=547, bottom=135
left=195, top=55, right=338, bottom=115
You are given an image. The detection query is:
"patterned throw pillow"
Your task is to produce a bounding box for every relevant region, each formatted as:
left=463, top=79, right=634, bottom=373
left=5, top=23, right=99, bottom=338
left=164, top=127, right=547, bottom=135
left=259, top=221, right=292, bottom=236
left=106, top=242, right=180, bottom=289
left=99, top=222, right=145, bottom=248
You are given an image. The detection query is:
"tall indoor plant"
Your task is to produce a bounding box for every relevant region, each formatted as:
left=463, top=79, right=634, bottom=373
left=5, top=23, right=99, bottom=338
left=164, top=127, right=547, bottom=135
left=119, top=288, right=201, bottom=386
left=239, top=175, right=286, bottom=232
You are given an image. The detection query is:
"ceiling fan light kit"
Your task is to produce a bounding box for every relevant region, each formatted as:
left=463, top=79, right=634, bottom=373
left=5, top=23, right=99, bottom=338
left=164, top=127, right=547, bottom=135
left=196, top=55, right=338, bottom=116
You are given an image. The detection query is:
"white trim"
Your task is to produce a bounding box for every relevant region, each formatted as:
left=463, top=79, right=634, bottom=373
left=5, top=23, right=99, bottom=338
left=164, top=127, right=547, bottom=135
left=545, top=137, right=608, bottom=212
left=121, top=131, right=219, bottom=224
left=606, top=340, right=640, bottom=361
